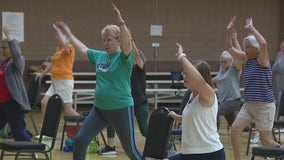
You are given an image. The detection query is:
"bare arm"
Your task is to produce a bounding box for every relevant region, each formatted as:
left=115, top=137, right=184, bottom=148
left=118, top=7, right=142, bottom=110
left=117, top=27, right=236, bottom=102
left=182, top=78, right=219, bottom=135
left=225, top=16, right=247, bottom=63
left=53, top=24, right=70, bottom=53
left=231, top=29, right=243, bottom=70
left=232, top=29, right=241, bottom=51
left=168, top=111, right=182, bottom=123
left=245, top=18, right=269, bottom=67
left=35, top=62, right=52, bottom=82
left=176, top=43, right=215, bottom=107
left=112, top=3, right=132, bottom=56
left=132, top=40, right=145, bottom=69
left=55, top=21, right=88, bottom=59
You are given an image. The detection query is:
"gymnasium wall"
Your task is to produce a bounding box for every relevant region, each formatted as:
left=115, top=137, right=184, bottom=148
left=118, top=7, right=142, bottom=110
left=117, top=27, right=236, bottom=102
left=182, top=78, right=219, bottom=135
left=0, top=0, right=283, bottom=74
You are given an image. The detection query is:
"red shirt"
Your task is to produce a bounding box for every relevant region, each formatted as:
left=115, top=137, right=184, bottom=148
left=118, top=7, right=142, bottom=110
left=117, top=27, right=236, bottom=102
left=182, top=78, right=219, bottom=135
left=0, top=58, right=12, bottom=103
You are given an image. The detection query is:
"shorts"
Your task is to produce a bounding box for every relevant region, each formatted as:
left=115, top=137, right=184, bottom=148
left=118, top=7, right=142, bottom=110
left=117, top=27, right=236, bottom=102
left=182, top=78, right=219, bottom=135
left=45, top=79, right=74, bottom=103
left=237, top=102, right=276, bottom=131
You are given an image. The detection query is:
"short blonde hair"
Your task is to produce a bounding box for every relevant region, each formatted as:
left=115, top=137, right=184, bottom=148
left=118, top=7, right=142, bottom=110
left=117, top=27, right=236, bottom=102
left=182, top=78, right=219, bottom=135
left=101, top=25, right=120, bottom=38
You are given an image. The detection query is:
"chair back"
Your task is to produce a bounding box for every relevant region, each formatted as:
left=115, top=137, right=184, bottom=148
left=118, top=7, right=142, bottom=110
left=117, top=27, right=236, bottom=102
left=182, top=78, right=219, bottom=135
left=27, top=76, right=41, bottom=107
left=170, top=71, right=185, bottom=89
left=143, top=107, right=173, bottom=159
left=39, top=94, right=63, bottom=151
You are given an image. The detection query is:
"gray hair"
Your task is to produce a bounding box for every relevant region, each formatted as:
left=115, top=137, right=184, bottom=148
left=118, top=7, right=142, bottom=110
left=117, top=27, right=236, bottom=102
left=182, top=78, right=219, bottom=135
left=220, top=50, right=234, bottom=62
left=243, top=35, right=260, bottom=51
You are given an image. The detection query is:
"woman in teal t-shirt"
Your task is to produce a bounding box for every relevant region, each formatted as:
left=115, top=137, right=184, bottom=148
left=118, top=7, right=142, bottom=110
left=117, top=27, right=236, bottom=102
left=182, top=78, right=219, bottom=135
left=56, top=4, right=142, bottom=160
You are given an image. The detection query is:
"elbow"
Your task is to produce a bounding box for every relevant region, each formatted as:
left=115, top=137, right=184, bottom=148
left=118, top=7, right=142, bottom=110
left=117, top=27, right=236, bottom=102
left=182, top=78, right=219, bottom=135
left=226, top=45, right=233, bottom=51
left=259, top=41, right=267, bottom=49
left=78, top=47, right=88, bottom=55
left=225, top=41, right=233, bottom=51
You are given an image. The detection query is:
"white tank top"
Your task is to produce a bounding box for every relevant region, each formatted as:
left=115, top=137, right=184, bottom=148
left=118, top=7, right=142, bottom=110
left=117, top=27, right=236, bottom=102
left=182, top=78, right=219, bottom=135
left=181, top=94, right=223, bottom=154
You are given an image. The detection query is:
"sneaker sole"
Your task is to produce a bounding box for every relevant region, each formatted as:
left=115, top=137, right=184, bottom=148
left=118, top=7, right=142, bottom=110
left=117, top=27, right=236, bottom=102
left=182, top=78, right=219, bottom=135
left=101, top=151, right=117, bottom=155
left=35, top=135, right=53, bottom=140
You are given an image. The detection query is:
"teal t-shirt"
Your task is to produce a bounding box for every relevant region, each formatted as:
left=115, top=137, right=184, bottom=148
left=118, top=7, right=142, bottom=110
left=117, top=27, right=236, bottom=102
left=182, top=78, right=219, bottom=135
left=87, top=49, right=134, bottom=110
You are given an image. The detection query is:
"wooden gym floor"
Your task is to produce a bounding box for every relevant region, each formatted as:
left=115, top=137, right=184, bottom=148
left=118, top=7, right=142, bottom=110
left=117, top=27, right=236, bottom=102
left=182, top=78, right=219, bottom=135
left=0, top=105, right=279, bottom=160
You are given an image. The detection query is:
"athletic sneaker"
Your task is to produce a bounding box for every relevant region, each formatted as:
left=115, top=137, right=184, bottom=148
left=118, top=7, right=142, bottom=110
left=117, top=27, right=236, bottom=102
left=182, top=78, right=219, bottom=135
left=250, top=132, right=260, bottom=144
left=97, top=145, right=117, bottom=155
left=274, top=128, right=284, bottom=133
left=35, top=135, right=52, bottom=140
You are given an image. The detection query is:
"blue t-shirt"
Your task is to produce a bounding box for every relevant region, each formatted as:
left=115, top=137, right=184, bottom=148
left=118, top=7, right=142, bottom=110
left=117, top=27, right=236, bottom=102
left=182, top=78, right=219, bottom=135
left=87, top=49, right=134, bottom=110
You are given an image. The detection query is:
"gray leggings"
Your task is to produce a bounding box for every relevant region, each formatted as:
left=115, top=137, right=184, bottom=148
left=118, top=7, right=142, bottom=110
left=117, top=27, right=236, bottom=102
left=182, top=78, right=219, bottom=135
left=73, top=106, right=142, bottom=160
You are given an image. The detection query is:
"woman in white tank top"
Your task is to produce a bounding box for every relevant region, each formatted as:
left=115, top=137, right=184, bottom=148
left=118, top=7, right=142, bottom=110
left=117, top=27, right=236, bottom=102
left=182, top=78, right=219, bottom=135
left=165, top=43, right=225, bottom=160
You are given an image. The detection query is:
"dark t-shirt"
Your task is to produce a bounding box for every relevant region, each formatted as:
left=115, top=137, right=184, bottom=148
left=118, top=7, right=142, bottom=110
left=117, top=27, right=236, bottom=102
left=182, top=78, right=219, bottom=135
left=131, top=64, right=147, bottom=106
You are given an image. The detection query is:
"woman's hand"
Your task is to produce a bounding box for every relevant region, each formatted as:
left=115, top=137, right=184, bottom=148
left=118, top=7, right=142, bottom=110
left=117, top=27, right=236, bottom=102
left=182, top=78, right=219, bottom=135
left=35, top=72, right=43, bottom=82
left=2, top=25, right=12, bottom=40
left=55, top=21, right=72, bottom=36
left=175, top=43, right=183, bottom=55
left=112, top=3, right=125, bottom=25
left=227, top=16, right=236, bottom=29
left=168, top=111, right=178, bottom=120
left=245, top=17, right=253, bottom=29
left=175, top=43, right=187, bottom=61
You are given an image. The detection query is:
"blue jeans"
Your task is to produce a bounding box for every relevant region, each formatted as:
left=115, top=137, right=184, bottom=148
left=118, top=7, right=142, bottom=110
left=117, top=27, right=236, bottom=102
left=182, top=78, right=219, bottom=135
left=0, top=99, right=31, bottom=141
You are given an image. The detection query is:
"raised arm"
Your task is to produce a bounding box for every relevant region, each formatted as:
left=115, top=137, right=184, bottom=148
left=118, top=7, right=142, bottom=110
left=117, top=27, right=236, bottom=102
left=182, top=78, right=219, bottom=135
left=2, top=25, right=12, bottom=41
left=176, top=43, right=215, bottom=107
left=55, top=21, right=88, bottom=59
left=245, top=18, right=269, bottom=67
left=132, top=40, right=145, bottom=69
left=231, top=29, right=243, bottom=70
left=53, top=24, right=70, bottom=53
left=2, top=25, right=24, bottom=69
left=112, top=3, right=132, bottom=56
left=225, top=16, right=247, bottom=63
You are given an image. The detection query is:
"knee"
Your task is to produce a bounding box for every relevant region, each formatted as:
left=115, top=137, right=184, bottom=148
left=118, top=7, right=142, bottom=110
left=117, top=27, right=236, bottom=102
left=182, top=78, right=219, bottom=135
left=230, top=123, right=243, bottom=134
left=63, top=104, right=79, bottom=116
left=40, top=99, right=47, bottom=107
left=259, top=132, right=276, bottom=147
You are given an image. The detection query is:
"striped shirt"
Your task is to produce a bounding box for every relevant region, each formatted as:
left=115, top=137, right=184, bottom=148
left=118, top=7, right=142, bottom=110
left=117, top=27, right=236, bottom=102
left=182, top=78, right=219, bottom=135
left=243, top=58, right=274, bottom=102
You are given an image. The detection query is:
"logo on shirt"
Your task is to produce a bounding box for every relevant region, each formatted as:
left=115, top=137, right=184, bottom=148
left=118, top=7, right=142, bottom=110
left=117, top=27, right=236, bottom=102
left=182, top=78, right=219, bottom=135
left=97, top=62, right=111, bottom=71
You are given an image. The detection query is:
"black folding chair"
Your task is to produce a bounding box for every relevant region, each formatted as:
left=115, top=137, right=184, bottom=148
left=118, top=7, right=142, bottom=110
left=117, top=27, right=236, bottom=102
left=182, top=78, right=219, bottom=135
left=0, top=94, right=63, bottom=160
left=168, top=90, right=191, bottom=151
left=143, top=107, right=173, bottom=159
left=27, top=76, right=41, bottom=135
left=251, top=147, right=284, bottom=160
left=170, top=71, right=184, bottom=90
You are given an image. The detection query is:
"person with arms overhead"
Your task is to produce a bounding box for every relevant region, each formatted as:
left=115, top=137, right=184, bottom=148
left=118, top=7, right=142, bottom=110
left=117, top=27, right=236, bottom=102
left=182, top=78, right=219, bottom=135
left=98, top=39, right=149, bottom=155
left=56, top=3, right=142, bottom=160
left=0, top=25, right=31, bottom=141
left=35, top=23, right=79, bottom=139
left=226, top=16, right=281, bottom=160
left=165, top=43, right=225, bottom=160
left=213, top=48, right=243, bottom=130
